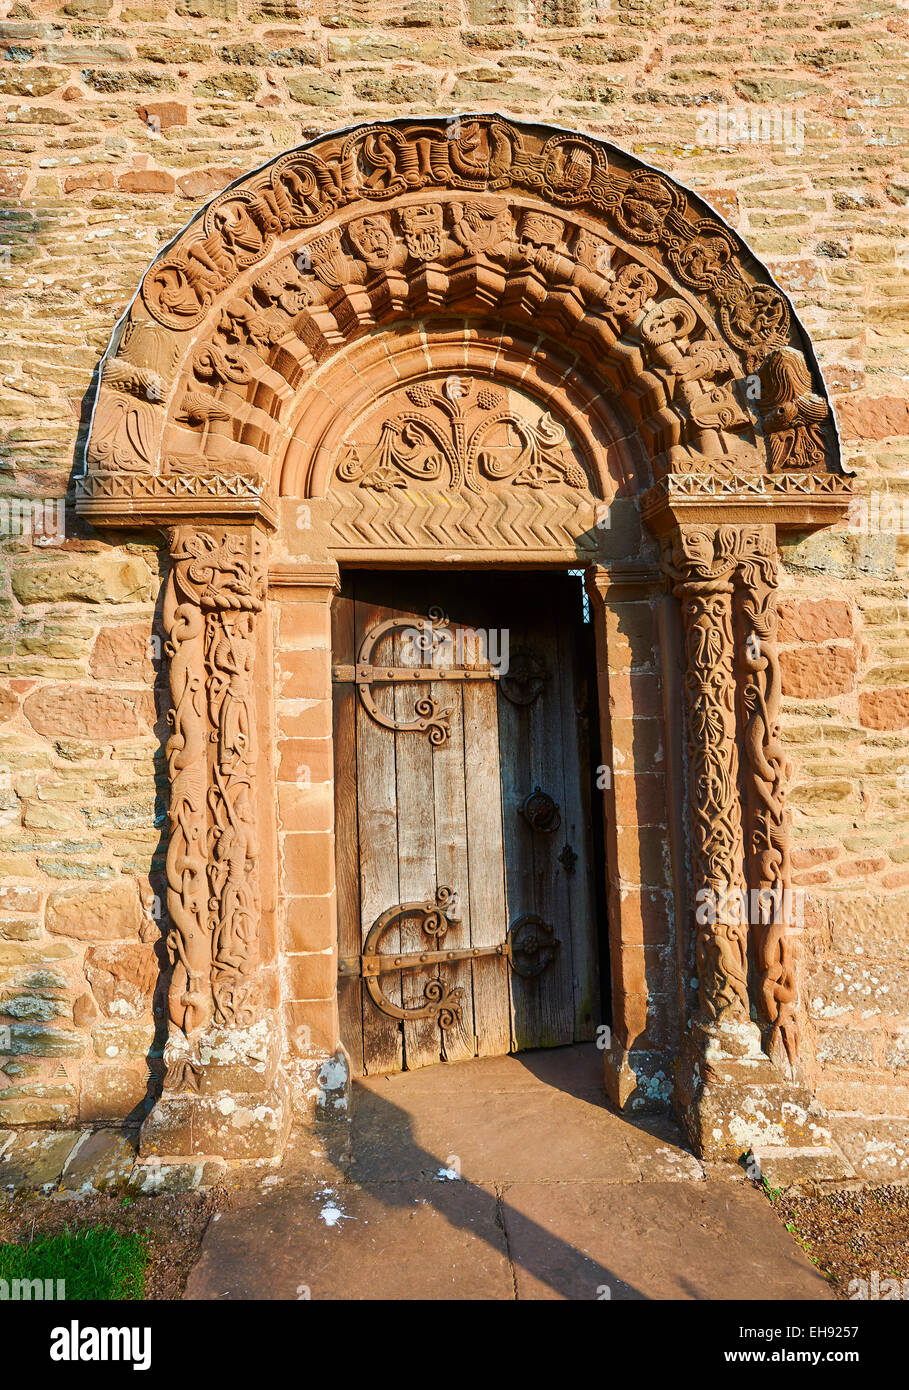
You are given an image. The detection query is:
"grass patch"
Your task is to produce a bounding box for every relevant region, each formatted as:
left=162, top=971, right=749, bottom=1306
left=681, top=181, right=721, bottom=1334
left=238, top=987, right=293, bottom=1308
left=0, top=1226, right=149, bottom=1300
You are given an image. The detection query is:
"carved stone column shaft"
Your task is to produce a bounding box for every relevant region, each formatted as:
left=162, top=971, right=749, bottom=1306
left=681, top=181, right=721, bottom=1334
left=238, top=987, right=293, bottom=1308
left=666, top=528, right=750, bottom=1031
left=734, top=537, right=800, bottom=1070
left=141, top=522, right=291, bottom=1161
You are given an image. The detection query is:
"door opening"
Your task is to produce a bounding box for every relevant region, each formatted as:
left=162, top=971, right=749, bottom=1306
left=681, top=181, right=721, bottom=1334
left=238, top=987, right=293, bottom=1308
left=330, top=569, right=610, bottom=1077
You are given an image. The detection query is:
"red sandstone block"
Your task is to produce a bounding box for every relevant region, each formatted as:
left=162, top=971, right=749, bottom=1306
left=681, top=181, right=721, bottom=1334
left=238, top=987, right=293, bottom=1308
left=277, top=779, right=333, bottom=833
left=791, top=846, right=840, bottom=869
left=779, top=645, right=856, bottom=699
left=608, top=715, right=665, bottom=770
left=615, top=824, right=671, bottom=889
left=605, top=601, right=656, bottom=673
left=277, top=648, right=331, bottom=699
left=836, top=857, right=887, bottom=878
left=605, top=887, right=671, bottom=948
left=860, top=688, right=909, bottom=731
left=136, top=100, right=187, bottom=130
left=283, top=832, right=335, bottom=897
left=607, top=671, right=663, bottom=720
left=284, top=999, right=338, bottom=1055
left=777, top=599, right=853, bottom=643
left=277, top=737, right=333, bottom=785
left=278, top=603, right=332, bottom=650
left=612, top=770, right=667, bottom=828
left=286, top=950, right=337, bottom=1001
left=611, top=990, right=649, bottom=1048
left=0, top=170, right=26, bottom=199
left=283, top=894, right=336, bottom=954
left=175, top=166, right=237, bottom=199
left=276, top=699, right=333, bottom=739
left=64, top=170, right=115, bottom=193
left=117, top=170, right=175, bottom=194
left=836, top=395, right=909, bottom=441
left=613, top=945, right=647, bottom=996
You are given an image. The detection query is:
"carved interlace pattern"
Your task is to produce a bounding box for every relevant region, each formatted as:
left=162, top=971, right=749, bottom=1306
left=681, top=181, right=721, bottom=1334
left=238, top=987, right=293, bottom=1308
left=162, top=526, right=265, bottom=1090
left=665, top=525, right=799, bottom=1062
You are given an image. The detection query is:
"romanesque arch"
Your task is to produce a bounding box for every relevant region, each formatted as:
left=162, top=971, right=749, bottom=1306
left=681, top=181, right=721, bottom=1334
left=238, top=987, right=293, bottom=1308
left=80, top=116, right=853, bottom=1166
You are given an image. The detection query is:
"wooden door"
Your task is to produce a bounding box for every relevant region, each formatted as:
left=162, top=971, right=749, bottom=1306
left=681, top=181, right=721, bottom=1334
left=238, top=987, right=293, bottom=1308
left=332, top=570, right=603, bottom=1077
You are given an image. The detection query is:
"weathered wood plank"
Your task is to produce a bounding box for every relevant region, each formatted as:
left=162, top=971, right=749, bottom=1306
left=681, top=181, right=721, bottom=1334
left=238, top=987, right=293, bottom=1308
left=392, top=585, right=444, bottom=1070
left=430, top=614, right=476, bottom=1064
left=524, top=578, right=574, bottom=1048
left=354, top=575, right=404, bottom=1075
left=462, top=651, right=512, bottom=1059
left=497, top=596, right=540, bottom=1052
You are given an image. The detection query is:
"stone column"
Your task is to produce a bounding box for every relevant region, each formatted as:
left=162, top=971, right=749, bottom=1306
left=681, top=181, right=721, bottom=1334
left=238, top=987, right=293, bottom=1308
left=733, top=532, right=801, bottom=1073
left=140, top=522, right=291, bottom=1162
left=664, top=523, right=830, bottom=1163
left=665, top=526, right=751, bottom=1032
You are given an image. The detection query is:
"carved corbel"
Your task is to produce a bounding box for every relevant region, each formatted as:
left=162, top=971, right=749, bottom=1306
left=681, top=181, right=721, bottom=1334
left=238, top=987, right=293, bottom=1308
left=161, top=524, right=267, bottom=1092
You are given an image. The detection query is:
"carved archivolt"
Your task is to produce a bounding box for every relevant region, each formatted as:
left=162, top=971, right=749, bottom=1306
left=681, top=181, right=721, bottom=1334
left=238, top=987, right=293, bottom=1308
left=79, top=116, right=843, bottom=523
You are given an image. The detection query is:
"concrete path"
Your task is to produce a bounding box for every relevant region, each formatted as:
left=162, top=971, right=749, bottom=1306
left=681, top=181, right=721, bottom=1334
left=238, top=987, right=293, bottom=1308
left=185, top=1046, right=833, bottom=1301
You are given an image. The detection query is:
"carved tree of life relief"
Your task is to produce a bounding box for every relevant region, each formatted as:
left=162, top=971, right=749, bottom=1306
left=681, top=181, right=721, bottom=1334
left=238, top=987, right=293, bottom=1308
left=338, top=375, right=587, bottom=495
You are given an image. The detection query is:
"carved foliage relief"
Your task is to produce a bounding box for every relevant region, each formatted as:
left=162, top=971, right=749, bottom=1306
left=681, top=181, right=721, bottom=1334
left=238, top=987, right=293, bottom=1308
left=162, top=525, right=265, bottom=1090
left=335, top=376, right=587, bottom=495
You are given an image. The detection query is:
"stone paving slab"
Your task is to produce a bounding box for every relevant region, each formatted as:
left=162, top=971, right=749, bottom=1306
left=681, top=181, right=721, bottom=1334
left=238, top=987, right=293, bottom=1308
left=349, top=1086, right=644, bottom=1185
left=356, top=1043, right=606, bottom=1098
left=185, top=1171, right=831, bottom=1301
left=185, top=1180, right=515, bottom=1301
left=500, top=1181, right=832, bottom=1301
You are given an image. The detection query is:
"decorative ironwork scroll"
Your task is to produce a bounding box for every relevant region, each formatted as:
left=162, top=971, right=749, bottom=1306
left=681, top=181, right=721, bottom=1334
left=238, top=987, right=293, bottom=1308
left=338, top=889, right=560, bottom=1030
left=333, top=614, right=506, bottom=746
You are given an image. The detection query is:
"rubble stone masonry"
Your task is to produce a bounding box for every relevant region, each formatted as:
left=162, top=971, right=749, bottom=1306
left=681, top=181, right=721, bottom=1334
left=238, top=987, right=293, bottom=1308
left=0, top=0, right=907, bottom=1179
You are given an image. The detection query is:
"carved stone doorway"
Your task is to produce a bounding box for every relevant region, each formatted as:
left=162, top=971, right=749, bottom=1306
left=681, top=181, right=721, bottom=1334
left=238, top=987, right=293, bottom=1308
left=79, top=115, right=853, bottom=1170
